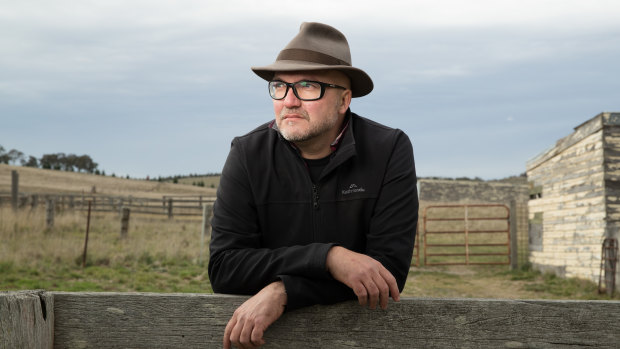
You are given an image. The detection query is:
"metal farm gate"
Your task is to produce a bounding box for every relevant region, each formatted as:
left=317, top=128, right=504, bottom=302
left=423, top=204, right=511, bottom=266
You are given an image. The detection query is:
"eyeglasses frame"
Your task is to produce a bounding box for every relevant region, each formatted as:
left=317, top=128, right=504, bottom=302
left=268, top=80, right=347, bottom=101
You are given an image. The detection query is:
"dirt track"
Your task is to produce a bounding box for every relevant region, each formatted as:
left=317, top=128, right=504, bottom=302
left=403, top=265, right=551, bottom=299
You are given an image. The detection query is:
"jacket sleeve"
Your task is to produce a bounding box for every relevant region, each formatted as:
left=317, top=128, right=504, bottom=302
left=367, top=131, right=418, bottom=292
left=208, top=138, right=355, bottom=310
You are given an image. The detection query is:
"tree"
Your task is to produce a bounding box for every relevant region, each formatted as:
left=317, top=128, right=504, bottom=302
left=76, top=155, right=97, bottom=173
left=64, top=153, right=78, bottom=171
left=0, top=146, right=8, bottom=164
left=40, top=153, right=59, bottom=169
left=7, top=149, right=24, bottom=165
left=22, top=156, right=39, bottom=167
left=39, top=152, right=98, bottom=173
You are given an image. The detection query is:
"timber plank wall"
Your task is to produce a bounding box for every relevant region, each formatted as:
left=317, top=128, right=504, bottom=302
left=2, top=291, right=620, bottom=348
left=527, top=112, right=620, bottom=282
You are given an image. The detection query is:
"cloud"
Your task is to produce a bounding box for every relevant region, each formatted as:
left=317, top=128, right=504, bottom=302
left=2, top=0, right=619, bottom=178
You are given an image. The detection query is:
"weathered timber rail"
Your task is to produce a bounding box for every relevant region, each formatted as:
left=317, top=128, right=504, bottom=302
left=2, top=290, right=619, bottom=348
left=0, top=193, right=215, bottom=218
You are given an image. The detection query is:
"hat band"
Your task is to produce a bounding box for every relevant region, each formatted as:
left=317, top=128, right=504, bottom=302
left=277, top=49, right=350, bottom=67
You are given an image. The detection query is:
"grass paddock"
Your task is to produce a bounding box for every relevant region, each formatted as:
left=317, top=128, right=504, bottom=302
left=1, top=206, right=617, bottom=300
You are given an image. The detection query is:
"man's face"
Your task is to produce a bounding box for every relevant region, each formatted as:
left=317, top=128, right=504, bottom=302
left=272, top=71, right=351, bottom=145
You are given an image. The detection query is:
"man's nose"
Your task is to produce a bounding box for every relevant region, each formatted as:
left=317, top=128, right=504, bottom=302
left=283, top=87, right=302, bottom=107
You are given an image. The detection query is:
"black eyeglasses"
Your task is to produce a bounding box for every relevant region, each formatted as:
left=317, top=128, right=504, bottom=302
left=268, top=80, right=346, bottom=101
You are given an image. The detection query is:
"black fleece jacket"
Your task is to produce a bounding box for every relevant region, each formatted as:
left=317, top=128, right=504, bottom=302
left=208, top=110, right=418, bottom=310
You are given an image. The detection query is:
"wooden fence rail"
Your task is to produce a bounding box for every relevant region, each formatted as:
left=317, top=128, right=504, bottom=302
left=2, top=290, right=619, bottom=348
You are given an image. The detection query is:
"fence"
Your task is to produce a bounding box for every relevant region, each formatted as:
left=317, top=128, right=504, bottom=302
left=423, top=204, right=511, bottom=266
left=2, top=290, right=619, bottom=348
left=0, top=193, right=215, bottom=218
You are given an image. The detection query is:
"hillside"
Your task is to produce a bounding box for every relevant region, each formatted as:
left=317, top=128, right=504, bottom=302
left=0, top=164, right=216, bottom=198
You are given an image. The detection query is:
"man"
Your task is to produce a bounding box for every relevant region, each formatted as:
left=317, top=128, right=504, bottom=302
left=208, top=22, right=418, bottom=349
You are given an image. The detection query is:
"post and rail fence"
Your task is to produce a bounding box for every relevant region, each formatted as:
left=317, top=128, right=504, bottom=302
left=0, top=192, right=216, bottom=219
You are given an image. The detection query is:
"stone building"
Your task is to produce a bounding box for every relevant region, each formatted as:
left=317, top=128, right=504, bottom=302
left=527, top=112, right=620, bottom=285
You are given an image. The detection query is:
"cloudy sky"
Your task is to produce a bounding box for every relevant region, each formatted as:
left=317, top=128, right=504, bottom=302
left=2, top=0, right=619, bottom=179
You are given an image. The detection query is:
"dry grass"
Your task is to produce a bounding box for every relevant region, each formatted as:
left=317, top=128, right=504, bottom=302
left=0, top=206, right=210, bottom=292
left=0, top=208, right=204, bottom=265
left=174, top=176, right=220, bottom=189
left=0, top=164, right=214, bottom=293
left=0, top=164, right=216, bottom=198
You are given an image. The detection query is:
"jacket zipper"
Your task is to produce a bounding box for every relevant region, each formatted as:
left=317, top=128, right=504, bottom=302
left=312, top=184, right=320, bottom=210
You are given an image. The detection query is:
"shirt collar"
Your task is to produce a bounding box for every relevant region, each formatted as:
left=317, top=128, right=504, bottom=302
left=329, top=109, right=351, bottom=152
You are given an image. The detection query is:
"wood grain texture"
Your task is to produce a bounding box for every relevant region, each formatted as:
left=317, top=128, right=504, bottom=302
left=0, top=290, right=54, bottom=349
left=51, top=292, right=620, bottom=348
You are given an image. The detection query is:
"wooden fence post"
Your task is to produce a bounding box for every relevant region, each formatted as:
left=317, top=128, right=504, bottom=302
left=11, top=170, right=19, bottom=211
left=46, top=198, right=55, bottom=229
left=510, top=199, right=518, bottom=270
left=120, top=207, right=130, bottom=239
left=199, top=204, right=214, bottom=265
left=82, top=201, right=92, bottom=268
left=168, top=198, right=173, bottom=219
left=31, top=194, right=39, bottom=210
left=0, top=290, right=54, bottom=348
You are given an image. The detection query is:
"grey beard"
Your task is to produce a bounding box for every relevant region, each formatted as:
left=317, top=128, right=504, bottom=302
left=277, top=108, right=339, bottom=143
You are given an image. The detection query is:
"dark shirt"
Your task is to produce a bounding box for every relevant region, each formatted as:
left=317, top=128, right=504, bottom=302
left=305, top=156, right=330, bottom=184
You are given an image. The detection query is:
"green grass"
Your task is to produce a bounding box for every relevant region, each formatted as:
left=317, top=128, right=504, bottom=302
left=0, top=258, right=212, bottom=293
left=506, top=265, right=602, bottom=299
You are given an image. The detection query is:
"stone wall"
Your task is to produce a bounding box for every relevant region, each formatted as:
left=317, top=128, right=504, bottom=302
left=418, top=178, right=528, bottom=204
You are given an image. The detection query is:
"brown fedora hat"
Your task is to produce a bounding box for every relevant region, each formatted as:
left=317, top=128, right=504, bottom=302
left=251, top=22, right=373, bottom=98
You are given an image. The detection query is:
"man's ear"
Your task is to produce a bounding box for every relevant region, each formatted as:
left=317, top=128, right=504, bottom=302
left=338, top=90, right=352, bottom=114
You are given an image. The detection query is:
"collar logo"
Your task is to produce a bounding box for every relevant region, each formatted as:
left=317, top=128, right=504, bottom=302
left=342, top=183, right=366, bottom=195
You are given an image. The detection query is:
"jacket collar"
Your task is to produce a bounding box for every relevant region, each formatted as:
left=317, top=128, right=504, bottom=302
left=328, top=108, right=357, bottom=165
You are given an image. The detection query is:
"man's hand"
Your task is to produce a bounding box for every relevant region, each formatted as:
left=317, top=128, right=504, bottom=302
left=326, top=246, right=400, bottom=310
left=223, top=281, right=287, bottom=349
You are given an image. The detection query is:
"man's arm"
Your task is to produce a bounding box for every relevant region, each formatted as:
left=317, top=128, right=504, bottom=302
left=366, top=131, right=418, bottom=290
left=326, top=130, right=418, bottom=309
left=223, top=281, right=287, bottom=349
left=326, top=246, right=400, bottom=309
